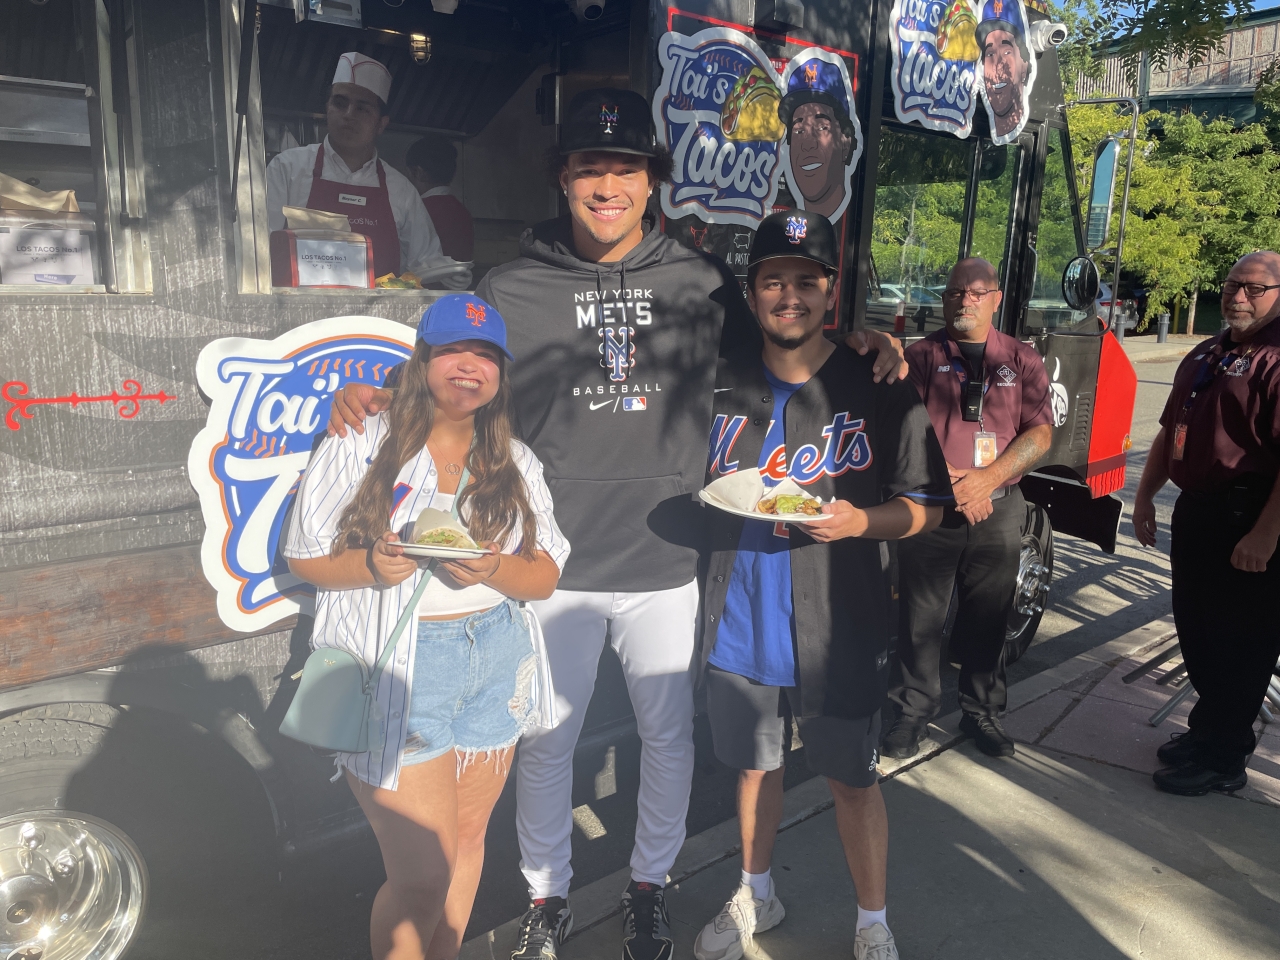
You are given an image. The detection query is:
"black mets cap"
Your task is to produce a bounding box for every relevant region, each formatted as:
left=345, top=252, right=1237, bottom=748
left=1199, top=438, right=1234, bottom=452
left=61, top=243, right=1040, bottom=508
left=748, top=209, right=840, bottom=272
left=560, top=88, right=657, bottom=157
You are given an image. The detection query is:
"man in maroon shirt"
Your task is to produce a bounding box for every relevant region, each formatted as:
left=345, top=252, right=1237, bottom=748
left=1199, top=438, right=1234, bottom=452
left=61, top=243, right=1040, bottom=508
left=406, top=134, right=474, bottom=263
left=883, top=257, right=1053, bottom=760
left=1134, top=251, right=1280, bottom=796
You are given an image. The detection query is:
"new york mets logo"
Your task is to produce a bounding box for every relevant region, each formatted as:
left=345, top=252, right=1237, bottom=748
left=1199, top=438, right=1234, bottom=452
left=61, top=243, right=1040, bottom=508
left=600, top=104, right=620, bottom=133
left=599, top=326, right=636, bottom=382
left=785, top=215, right=807, bottom=244
left=708, top=411, right=873, bottom=482
left=466, top=302, right=486, bottom=326
left=804, top=63, right=818, bottom=85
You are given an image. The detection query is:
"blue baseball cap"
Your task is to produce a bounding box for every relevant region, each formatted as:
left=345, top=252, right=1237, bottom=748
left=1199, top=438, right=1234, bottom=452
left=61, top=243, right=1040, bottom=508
left=416, top=294, right=513, bottom=361
left=778, top=57, right=853, bottom=134
left=976, top=0, right=1030, bottom=58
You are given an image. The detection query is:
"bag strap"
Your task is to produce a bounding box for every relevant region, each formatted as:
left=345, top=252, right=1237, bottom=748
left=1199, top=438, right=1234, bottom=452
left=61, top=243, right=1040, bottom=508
left=368, top=466, right=471, bottom=687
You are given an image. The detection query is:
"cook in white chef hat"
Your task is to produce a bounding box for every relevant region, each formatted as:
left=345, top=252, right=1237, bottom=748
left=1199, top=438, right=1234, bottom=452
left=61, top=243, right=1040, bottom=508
left=332, top=51, right=392, bottom=109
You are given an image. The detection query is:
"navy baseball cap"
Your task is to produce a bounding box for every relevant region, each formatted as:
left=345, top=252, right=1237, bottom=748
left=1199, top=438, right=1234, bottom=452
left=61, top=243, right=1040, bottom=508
left=748, top=210, right=840, bottom=272
left=416, top=294, right=513, bottom=360
left=560, top=88, right=657, bottom=157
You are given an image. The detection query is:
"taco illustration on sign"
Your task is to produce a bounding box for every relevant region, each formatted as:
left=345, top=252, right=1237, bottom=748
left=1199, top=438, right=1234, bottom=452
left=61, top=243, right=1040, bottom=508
left=721, top=67, right=786, bottom=142
left=936, top=0, right=980, bottom=61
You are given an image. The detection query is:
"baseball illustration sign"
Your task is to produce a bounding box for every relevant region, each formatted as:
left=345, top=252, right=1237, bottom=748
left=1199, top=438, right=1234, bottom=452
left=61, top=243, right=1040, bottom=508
left=189, top=317, right=415, bottom=632
left=890, top=0, right=1037, bottom=146
left=779, top=49, right=863, bottom=223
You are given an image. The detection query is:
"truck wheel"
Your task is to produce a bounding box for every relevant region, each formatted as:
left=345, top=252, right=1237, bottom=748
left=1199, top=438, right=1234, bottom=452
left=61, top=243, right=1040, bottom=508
left=0, top=717, right=147, bottom=960
left=1005, top=504, right=1054, bottom=665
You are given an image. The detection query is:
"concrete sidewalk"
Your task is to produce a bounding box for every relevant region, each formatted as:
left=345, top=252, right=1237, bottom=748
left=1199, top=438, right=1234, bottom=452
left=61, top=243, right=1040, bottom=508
left=1121, top=333, right=1210, bottom=365
left=462, top=618, right=1280, bottom=959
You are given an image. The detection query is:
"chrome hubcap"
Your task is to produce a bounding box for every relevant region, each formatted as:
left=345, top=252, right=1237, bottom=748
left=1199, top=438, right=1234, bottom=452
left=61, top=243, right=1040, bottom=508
left=1011, top=544, right=1051, bottom=623
left=0, top=814, right=145, bottom=960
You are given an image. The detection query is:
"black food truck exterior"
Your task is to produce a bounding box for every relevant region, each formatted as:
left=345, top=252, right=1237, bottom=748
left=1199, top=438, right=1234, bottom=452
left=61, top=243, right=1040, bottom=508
left=0, top=0, right=1135, bottom=955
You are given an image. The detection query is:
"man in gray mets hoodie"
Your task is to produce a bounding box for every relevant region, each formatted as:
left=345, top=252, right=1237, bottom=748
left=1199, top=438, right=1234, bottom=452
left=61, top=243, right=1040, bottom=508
left=330, top=87, right=904, bottom=960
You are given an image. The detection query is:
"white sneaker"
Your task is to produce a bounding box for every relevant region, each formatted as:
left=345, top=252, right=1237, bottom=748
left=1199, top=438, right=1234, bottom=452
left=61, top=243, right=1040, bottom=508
left=853, top=922, right=899, bottom=960
left=692, top=882, right=785, bottom=960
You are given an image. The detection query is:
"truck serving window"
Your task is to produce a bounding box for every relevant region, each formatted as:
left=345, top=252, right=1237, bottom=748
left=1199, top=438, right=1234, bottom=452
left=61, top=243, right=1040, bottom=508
left=867, top=124, right=1019, bottom=337
left=0, top=0, right=150, bottom=294
left=227, top=3, right=565, bottom=294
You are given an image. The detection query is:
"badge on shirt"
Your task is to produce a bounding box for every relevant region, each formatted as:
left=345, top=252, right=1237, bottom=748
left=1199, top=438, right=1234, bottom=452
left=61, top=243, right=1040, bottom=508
left=338, top=193, right=367, bottom=206
left=1172, top=423, right=1187, bottom=460
left=974, top=431, right=998, bottom=467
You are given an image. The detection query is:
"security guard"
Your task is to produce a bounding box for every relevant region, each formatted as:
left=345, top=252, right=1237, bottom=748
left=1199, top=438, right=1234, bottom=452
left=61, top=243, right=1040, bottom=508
left=1134, top=250, right=1280, bottom=796
left=883, top=257, right=1053, bottom=760
left=265, top=52, right=467, bottom=287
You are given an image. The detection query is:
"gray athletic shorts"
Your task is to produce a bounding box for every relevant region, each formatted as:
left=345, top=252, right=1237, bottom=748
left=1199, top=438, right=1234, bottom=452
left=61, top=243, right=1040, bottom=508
left=705, top=665, right=882, bottom=788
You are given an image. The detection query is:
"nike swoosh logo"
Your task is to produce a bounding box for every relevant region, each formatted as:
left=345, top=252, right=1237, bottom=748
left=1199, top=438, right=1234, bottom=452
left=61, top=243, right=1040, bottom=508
left=713, top=387, right=733, bottom=393
left=589, top=399, right=612, bottom=410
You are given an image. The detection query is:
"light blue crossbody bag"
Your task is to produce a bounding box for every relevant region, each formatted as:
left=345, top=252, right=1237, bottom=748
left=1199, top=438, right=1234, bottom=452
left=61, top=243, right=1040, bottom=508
left=280, top=470, right=471, bottom=754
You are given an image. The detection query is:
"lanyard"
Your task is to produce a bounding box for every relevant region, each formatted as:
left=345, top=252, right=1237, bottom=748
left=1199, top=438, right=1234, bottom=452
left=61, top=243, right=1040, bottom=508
left=1180, top=342, right=1255, bottom=420
left=946, top=342, right=990, bottom=394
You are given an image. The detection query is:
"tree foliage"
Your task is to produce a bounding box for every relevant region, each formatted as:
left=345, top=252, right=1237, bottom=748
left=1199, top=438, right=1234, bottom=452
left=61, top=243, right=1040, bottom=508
left=1053, top=0, right=1253, bottom=85
left=1065, top=100, right=1280, bottom=321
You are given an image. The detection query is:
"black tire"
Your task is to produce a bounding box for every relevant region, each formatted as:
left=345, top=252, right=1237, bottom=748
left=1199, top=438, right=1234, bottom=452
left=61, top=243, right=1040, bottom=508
left=0, top=707, right=278, bottom=959
left=1005, top=503, right=1054, bottom=665
left=0, top=716, right=148, bottom=960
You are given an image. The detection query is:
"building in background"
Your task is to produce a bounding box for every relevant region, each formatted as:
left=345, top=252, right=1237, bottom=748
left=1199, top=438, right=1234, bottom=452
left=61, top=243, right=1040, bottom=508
left=1077, top=8, right=1280, bottom=126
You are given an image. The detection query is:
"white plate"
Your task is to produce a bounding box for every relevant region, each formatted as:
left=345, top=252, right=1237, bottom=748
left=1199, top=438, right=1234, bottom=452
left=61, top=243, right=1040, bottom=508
left=697, top=489, right=832, bottom=524
left=399, top=542, right=490, bottom=560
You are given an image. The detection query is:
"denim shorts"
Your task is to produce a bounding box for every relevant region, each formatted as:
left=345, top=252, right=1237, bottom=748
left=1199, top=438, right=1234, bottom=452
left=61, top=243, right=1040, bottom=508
left=402, top=600, right=536, bottom=768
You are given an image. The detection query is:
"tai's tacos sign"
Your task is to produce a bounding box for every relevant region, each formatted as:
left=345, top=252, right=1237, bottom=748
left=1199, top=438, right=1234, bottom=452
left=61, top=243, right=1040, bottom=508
left=189, top=317, right=415, bottom=632
left=653, top=27, right=862, bottom=228
left=890, top=0, right=1038, bottom=146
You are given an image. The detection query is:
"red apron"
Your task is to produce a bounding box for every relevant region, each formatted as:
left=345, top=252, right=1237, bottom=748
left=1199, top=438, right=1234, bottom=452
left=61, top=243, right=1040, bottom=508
left=305, top=143, right=402, bottom=278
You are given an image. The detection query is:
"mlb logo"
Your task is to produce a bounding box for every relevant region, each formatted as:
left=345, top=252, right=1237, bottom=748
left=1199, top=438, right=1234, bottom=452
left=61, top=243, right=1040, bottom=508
left=623, top=397, right=647, bottom=411
left=785, top=215, right=807, bottom=244
left=466, top=302, right=486, bottom=326
left=600, top=104, right=619, bottom=133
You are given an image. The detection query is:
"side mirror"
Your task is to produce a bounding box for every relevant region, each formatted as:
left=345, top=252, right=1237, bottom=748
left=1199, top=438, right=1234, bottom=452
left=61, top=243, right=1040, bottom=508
left=1086, top=138, right=1120, bottom=251
left=1062, top=256, right=1100, bottom=311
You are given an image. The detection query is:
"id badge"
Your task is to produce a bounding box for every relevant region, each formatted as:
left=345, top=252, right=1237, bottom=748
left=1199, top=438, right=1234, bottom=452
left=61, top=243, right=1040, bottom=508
left=1172, top=423, right=1187, bottom=461
left=974, top=431, right=998, bottom=468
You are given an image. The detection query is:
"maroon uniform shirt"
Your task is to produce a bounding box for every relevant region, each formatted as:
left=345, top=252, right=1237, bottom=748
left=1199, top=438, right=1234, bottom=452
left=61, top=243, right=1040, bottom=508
left=905, top=327, right=1053, bottom=488
left=422, top=192, right=474, bottom=262
left=1158, top=317, right=1280, bottom=494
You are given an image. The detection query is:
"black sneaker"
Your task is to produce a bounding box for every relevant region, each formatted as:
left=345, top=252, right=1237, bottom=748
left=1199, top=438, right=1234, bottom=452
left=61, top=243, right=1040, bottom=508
left=621, top=880, right=674, bottom=960
left=881, top=717, right=928, bottom=760
left=1153, top=760, right=1247, bottom=796
left=1155, top=731, right=1197, bottom=767
left=511, top=896, right=573, bottom=960
left=959, top=713, right=1016, bottom=757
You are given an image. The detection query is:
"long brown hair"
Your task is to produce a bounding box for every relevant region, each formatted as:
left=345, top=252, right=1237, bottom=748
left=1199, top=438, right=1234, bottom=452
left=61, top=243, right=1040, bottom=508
left=331, top=340, right=538, bottom=559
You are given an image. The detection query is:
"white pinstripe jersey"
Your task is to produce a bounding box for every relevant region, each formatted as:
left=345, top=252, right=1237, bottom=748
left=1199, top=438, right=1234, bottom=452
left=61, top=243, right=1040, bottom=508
left=283, top=413, right=570, bottom=789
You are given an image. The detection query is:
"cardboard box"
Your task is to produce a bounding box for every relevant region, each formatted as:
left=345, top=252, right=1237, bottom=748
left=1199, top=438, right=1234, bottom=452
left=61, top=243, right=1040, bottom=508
left=0, top=212, right=97, bottom=285
left=270, top=229, right=374, bottom=288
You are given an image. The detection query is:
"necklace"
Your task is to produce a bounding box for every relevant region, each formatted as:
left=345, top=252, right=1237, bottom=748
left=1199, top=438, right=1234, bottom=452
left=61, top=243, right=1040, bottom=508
left=443, top=462, right=462, bottom=476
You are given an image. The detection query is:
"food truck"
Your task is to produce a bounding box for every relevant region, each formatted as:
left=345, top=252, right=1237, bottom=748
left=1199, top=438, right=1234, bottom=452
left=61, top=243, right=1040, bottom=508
left=0, top=0, right=1135, bottom=955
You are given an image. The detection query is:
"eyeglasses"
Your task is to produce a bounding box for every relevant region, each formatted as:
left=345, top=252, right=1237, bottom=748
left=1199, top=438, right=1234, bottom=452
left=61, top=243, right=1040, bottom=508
left=943, top=287, right=998, bottom=303
left=1222, top=281, right=1280, bottom=299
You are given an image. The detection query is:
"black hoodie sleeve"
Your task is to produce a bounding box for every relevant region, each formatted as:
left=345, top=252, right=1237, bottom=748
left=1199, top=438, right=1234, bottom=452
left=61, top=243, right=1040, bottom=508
left=711, top=262, right=763, bottom=359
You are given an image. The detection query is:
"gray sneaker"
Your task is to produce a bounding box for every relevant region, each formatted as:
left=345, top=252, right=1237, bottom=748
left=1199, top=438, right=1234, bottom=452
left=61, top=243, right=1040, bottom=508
left=853, top=922, right=899, bottom=960
left=693, top=882, right=785, bottom=960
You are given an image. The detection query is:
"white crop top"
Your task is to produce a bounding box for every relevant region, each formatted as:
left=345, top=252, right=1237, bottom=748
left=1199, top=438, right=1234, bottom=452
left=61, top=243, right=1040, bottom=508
left=417, top=492, right=506, bottom=617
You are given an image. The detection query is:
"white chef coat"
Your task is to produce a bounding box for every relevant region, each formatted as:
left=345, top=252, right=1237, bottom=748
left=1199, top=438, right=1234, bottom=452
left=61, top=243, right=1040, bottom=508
left=266, top=138, right=470, bottom=289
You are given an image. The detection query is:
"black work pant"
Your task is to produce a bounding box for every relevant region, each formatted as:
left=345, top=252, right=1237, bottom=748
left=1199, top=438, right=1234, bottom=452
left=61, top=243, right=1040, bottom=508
left=890, top=488, right=1024, bottom=722
left=1170, top=491, right=1280, bottom=773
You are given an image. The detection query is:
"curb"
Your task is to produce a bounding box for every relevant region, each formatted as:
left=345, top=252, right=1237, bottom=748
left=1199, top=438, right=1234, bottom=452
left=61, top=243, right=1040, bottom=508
left=459, top=614, right=1177, bottom=959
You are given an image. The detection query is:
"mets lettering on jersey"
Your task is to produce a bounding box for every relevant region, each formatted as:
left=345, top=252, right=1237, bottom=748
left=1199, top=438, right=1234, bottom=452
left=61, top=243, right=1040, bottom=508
left=708, top=411, right=872, bottom=483
left=188, top=317, right=416, bottom=632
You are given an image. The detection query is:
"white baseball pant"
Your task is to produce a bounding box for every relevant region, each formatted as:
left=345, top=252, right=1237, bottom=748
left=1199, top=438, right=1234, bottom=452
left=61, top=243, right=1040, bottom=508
left=515, top=580, right=699, bottom=898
